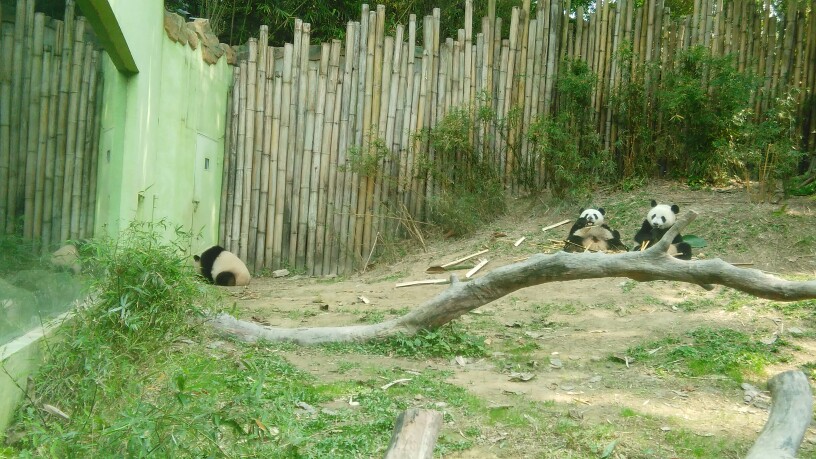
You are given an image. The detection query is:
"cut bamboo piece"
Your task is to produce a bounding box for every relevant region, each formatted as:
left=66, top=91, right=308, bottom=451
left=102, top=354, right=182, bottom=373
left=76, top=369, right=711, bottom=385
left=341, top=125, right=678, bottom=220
left=542, top=219, right=571, bottom=231
left=395, top=278, right=450, bottom=288
left=466, top=258, right=489, bottom=278
left=439, top=249, right=490, bottom=268
left=513, top=236, right=526, bottom=247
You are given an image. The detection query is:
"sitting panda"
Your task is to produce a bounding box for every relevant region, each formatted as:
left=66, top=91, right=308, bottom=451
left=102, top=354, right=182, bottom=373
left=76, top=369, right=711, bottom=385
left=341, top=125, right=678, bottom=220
left=193, top=245, right=251, bottom=286
left=563, top=207, right=627, bottom=253
left=632, top=200, right=692, bottom=260
left=50, top=239, right=91, bottom=274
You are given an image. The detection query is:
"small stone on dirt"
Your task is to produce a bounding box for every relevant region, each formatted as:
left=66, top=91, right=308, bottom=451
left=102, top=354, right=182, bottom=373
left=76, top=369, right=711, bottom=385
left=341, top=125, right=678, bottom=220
left=272, top=269, right=289, bottom=278
left=509, top=372, right=536, bottom=382
left=549, top=358, right=563, bottom=369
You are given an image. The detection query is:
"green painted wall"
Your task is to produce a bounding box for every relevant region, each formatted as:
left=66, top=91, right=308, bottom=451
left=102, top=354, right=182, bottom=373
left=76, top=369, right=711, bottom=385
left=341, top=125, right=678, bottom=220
left=94, top=0, right=232, bottom=254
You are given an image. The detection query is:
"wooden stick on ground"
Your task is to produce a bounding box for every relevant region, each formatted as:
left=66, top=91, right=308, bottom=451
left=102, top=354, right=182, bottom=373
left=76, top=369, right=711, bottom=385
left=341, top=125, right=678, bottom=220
left=440, top=249, right=489, bottom=268
left=542, top=219, right=571, bottom=232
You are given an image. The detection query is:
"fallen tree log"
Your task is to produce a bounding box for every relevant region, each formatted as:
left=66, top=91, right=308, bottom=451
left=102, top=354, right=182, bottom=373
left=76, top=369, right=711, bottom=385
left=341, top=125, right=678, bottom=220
left=383, top=409, right=443, bottom=459
left=211, top=211, right=816, bottom=345
left=745, top=370, right=813, bottom=459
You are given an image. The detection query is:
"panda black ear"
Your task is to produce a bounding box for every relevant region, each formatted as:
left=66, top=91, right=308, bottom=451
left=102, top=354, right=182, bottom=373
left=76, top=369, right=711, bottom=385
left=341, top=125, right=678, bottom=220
left=579, top=207, right=585, bottom=213
left=598, top=208, right=605, bottom=215
left=650, top=199, right=657, bottom=207
left=671, top=204, right=680, bottom=214
left=194, top=255, right=200, bottom=261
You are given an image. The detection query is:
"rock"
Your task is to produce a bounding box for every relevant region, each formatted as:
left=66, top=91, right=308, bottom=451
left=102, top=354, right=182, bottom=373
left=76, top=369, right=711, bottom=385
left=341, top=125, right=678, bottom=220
left=272, top=269, right=289, bottom=278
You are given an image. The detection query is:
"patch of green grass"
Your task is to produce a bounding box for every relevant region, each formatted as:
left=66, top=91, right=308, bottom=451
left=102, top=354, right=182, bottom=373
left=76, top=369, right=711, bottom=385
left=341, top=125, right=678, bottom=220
left=770, top=299, right=816, bottom=325
left=673, top=298, right=717, bottom=312
left=320, top=322, right=488, bottom=359
left=620, top=280, right=637, bottom=293
left=628, top=327, right=789, bottom=383
left=620, top=407, right=638, bottom=418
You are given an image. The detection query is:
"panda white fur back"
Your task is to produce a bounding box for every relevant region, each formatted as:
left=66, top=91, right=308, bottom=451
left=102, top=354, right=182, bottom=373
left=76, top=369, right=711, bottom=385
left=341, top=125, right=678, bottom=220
left=194, top=245, right=251, bottom=286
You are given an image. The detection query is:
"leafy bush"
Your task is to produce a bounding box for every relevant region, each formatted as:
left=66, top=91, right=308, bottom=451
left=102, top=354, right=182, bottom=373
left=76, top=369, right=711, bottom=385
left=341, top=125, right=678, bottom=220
left=528, top=59, right=615, bottom=199
left=422, top=107, right=506, bottom=237
left=9, top=221, right=210, bottom=456
left=657, top=46, right=757, bottom=184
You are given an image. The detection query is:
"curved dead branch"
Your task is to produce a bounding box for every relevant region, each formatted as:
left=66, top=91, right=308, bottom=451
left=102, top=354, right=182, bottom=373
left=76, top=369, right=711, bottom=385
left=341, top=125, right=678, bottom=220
left=211, top=211, right=816, bottom=345
left=745, top=370, right=813, bottom=459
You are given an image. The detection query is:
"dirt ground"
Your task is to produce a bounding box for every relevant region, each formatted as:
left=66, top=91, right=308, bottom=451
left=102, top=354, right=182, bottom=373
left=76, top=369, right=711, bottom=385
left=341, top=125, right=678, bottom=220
left=225, top=182, right=816, bottom=458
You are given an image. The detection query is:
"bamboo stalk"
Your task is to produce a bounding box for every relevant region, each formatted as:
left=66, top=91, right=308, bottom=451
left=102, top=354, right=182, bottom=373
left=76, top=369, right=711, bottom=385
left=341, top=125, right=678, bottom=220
left=321, top=40, right=341, bottom=275
left=84, top=51, right=100, bottom=238
left=308, top=43, right=330, bottom=276
left=542, top=0, right=559, bottom=117
left=251, top=27, right=268, bottom=272
left=274, top=44, right=294, bottom=268
left=68, top=41, right=92, bottom=240
left=51, top=0, right=74, bottom=241
left=23, top=12, right=44, bottom=240
left=0, top=26, right=12, bottom=232
left=224, top=67, right=240, bottom=252
left=334, top=21, right=357, bottom=275
left=33, top=46, right=52, bottom=245
left=354, top=9, right=375, bottom=272
left=59, top=18, right=84, bottom=242
left=258, top=44, right=273, bottom=269
left=16, top=0, right=35, bottom=222
left=268, top=58, right=283, bottom=268
left=78, top=50, right=98, bottom=239
left=241, top=38, right=257, bottom=266
left=285, top=19, right=303, bottom=266
left=294, top=23, right=312, bottom=269
left=272, top=44, right=294, bottom=266
left=302, top=62, right=318, bottom=274
left=220, top=67, right=235, bottom=248
left=260, top=45, right=275, bottom=265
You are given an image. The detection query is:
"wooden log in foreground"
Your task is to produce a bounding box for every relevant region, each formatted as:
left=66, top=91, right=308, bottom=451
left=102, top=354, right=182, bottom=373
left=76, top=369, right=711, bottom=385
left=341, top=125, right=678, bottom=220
left=384, top=409, right=443, bottom=459
left=745, top=370, right=813, bottom=459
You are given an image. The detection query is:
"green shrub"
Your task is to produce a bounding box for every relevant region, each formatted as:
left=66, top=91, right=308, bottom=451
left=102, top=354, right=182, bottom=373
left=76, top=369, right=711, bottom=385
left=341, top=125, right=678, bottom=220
left=528, top=59, right=615, bottom=199
left=422, top=107, right=506, bottom=237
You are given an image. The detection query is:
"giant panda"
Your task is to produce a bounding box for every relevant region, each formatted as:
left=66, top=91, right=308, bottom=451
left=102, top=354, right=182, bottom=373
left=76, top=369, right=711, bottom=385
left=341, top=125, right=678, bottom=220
left=632, top=200, right=692, bottom=260
left=193, top=245, right=251, bottom=286
left=563, top=207, right=627, bottom=253
left=50, top=239, right=91, bottom=274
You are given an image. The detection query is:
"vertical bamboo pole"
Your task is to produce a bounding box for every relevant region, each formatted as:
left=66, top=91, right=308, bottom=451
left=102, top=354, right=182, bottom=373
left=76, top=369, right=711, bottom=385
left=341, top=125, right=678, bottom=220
left=354, top=9, right=375, bottom=271
left=321, top=40, right=341, bottom=275
left=294, top=23, right=311, bottom=269
left=241, top=38, right=257, bottom=267
left=308, top=43, right=330, bottom=276
left=7, top=1, right=24, bottom=232
left=411, top=15, right=431, bottom=223
left=605, top=0, right=623, bottom=150
left=251, top=27, right=268, bottom=272
left=404, top=16, right=420, bottom=221
left=262, top=46, right=276, bottom=267
left=384, top=28, right=403, bottom=238
left=575, top=7, right=585, bottom=60
left=220, top=68, right=235, bottom=248
left=393, top=40, right=409, bottom=235
left=33, top=46, right=52, bottom=245
left=69, top=41, right=92, bottom=240
left=495, top=39, right=509, bottom=174
left=52, top=1, right=75, bottom=241
left=344, top=15, right=365, bottom=274
left=15, top=0, right=35, bottom=226
left=59, top=18, right=84, bottom=241
left=543, top=0, right=559, bottom=117
left=267, top=58, right=283, bottom=268
left=737, top=0, right=748, bottom=73
left=79, top=51, right=99, bottom=239
left=224, top=67, right=240, bottom=252
left=303, top=60, right=321, bottom=275
left=0, top=27, right=13, bottom=231
left=334, top=21, right=357, bottom=275
left=231, top=63, right=246, bottom=253
left=274, top=44, right=294, bottom=268
left=285, top=20, right=303, bottom=266
left=23, top=12, right=44, bottom=240
left=464, top=0, right=474, bottom=111
left=372, top=30, right=391, bottom=247
left=594, top=1, right=609, bottom=131
left=501, top=8, right=519, bottom=182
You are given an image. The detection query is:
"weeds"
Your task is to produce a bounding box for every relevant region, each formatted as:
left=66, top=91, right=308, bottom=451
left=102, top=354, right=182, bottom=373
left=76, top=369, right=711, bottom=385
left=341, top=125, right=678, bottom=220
left=628, top=327, right=788, bottom=383
left=321, top=322, right=488, bottom=358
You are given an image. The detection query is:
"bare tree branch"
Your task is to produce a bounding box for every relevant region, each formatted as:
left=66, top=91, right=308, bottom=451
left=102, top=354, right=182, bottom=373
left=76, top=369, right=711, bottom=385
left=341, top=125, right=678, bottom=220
left=211, top=211, right=816, bottom=345
left=746, top=370, right=813, bottom=459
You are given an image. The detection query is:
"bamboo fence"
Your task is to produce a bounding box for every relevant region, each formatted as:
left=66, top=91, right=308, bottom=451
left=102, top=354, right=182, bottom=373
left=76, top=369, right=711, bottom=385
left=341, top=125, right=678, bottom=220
left=0, top=0, right=102, bottom=251
left=221, top=0, right=816, bottom=276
